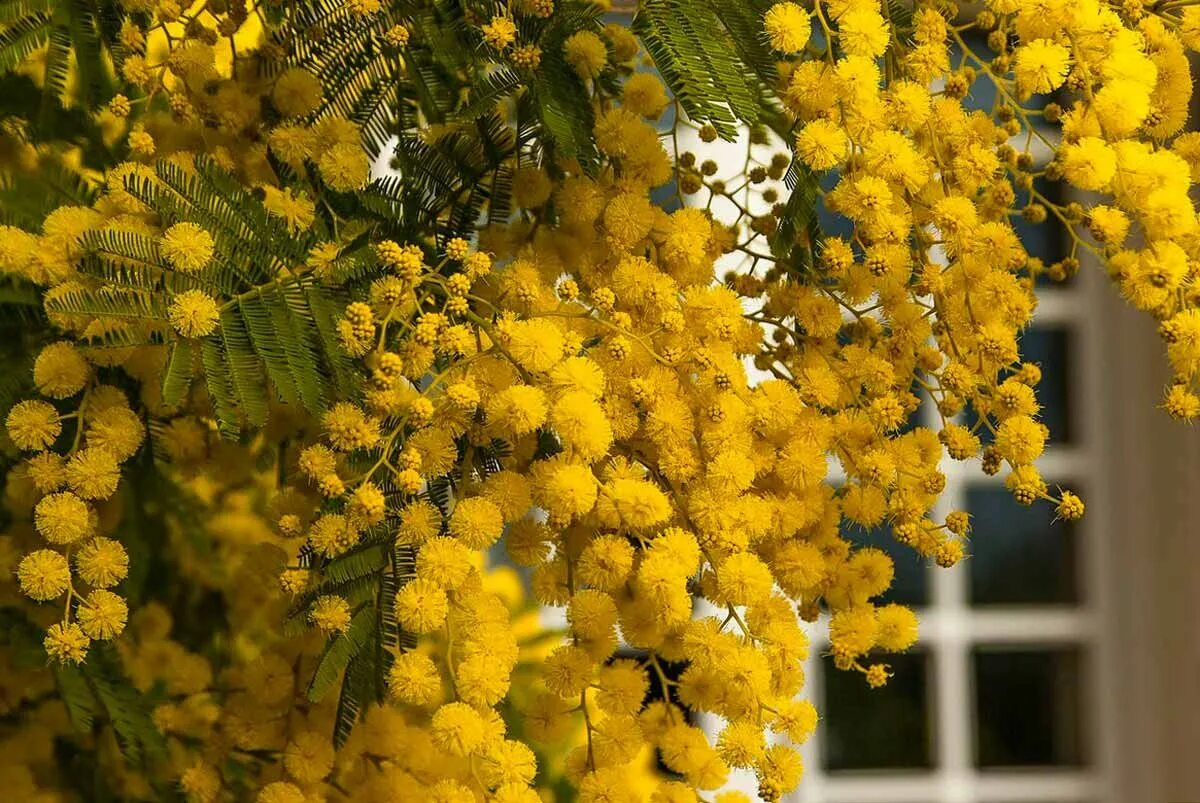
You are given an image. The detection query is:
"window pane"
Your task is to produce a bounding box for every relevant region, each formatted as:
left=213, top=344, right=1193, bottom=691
left=973, top=647, right=1085, bottom=768
left=966, top=485, right=1079, bottom=606
left=822, top=651, right=935, bottom=771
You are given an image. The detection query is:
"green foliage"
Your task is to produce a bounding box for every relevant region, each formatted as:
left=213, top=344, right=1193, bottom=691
left=387, top=112, right=519, bottom=242
left=634, top=0, right=780, bottom=140
left=54, top=661, right=97, bottom=732
left=528, top=2, right=605, bottom=168
left=307, top=602, right=377, bottom=702
left=55, top=645, right=166, bottom=765
left=268, top=0, right=410, bottom=153
left=0, top=0, right=120, bottom=122
left=772, top=162, right=823, bottom=273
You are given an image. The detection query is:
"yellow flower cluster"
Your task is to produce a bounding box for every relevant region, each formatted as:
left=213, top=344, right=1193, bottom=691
left=7, top=367, right=142, bottom=662
left=1, top=0, right=1197, bottom=799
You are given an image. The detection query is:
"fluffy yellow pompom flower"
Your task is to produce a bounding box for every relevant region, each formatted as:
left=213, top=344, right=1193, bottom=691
left=348, top=481, right=386, bottom=525
left=180, top=764, right=220, bottom=803
left=579, top=767, right=641, bottom=802
left=44, top=622, right=90, bottom=664
left=623, top=72, right=669, bottom=118
left=416, top=537, right=474, bottom=589
left=262, top=186, right=316, bottom=233
left=86, top=405, right=145, bottom=460
left=317, top=143, right=370, bottom=192
left=482, top=16, right=517, bottom=49
left=323, top=402, right=380, bottom=451
left=717, top=552, right=775, bottom=606
left=795, top=119, right=848, bottom=171
left=393, top=578, right=449, bottom=632
left=603, top=191, right=654, bottom=249
left=457, top=655, right=512, bottom=707
left=479, top=471, right=532, bottom=522
left=771, top=702, right=818, bottom=748
left=256, top=782, right=306, bottom=803
left=283, top=731, right=335, bottom=784
left=534, top=458, right=599, bottom=520
left=565, top=30, right=608, bottom=80
left=397, top=500, right=442, bottom=544
left=764, top=2, right=811, bottom=53
left=25, top=452, right=65, bottom=493
left=269, top=124, right=316, bottom=166
left=828, top=606, right=878, bottom=661
left=35, top=492, right=93, bottom=544
left=387, top=650, right=442, bottom=704
left=567, top=588, right=619, bottom=645
left=758, top=744, right=804, bottom=796
left=431, top=702, right=487, bottom=756
left=308, top=595, right=352, bottom=634
left=480, top=740, right=538, bottom=787
left=485, top=385, right=548, bottom=436
left=159, top=222, right=215, bottom=273
left=718, top=719, right=765, bottom=767
left=543, top=644, right=594, bottom=697
left=1057, top=137, right=1116, bottom=192
left=1013, top=39, right=1071, bottom=96
left=65, top=448, right=120, bottom=500
left=449, top=496, right=505, bottom=549
left=550, top=391, right=613, bottom=462
left=6, top=399, right=61, bottom=450
left=874, top=603, right=919, bottom=651
left=994, top=414, right=1048, bottom=465
left=76, top=590, right=128, bottom=640
left=594, top=477, right=672, bottom=530
left=660, top=724, right=728, bottom=789
left=75, top=537, right=129, bottom=588
left=838, top=9, right=890, bottom=58
left=168, top=290, right=221, bottom=338
left=507, top=319, right=566, bottom=373
left=18, top=549, right=71, bottom=601
left=576, top=533, right=635, bottom=591
left=308, top=514, right=359, bottom=558
left=272, top=68, right=324, bottom=117
left=33, top=342, right=90, bottom=399
left=596, top=659, right=649, bottom=716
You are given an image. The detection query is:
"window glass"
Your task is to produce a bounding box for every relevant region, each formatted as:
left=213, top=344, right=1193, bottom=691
left=966, top=485, right=1079, bottom=606
left=822, top=651, right=935, bottom=771
left=973, top=647, right=1086, bottom=768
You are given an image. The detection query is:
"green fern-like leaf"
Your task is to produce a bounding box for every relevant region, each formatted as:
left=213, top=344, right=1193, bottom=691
left=634, top=0, right=776, bottom=140
left=54, top=663, right=96, bottom=733
left=308, top=603, right=377, bottom=702
left=771, top=162, right=823, bottom=272
left=160, top=339, right=194, bottom=409
left=84, top=646, right=166, bottom=765
left=0, top=10, right=50, bottom=73
left=323, top=541, right=390, bottom=586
